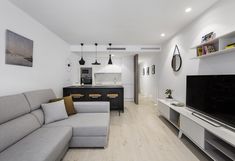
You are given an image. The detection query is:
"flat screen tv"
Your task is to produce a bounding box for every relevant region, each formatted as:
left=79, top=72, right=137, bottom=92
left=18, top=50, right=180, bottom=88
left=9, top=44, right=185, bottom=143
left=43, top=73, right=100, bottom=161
left=186, top=75, right=235, bottom=129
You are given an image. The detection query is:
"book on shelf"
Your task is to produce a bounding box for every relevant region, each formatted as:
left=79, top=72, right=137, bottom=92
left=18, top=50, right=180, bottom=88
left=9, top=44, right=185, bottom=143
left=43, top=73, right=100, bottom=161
left=207, top=45, right=216, bottom=53
left=203, top=46, right=208, bottom=55
left=225, top=43, right=235, bottom=49
left=199, top=44, right=216, bottom=56
left=197, top=47, right=203, bottom=56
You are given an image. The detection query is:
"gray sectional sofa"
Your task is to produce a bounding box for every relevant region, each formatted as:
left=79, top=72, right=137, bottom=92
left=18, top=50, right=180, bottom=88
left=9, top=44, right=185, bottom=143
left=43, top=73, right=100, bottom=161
left=0, top=89, right=110, bottom=161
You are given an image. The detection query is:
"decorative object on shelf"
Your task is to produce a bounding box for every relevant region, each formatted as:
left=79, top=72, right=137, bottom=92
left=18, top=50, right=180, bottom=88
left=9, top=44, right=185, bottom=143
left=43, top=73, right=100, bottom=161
left=171, top=45, right=182, bottom=72
left=92, top=43, right=101, bottom=65
left=147, top=67, right=150, bottom=75
left=143, top=68, right=145, bottom=75
left=165, top=89, right=173, bottom=99
left=201, top=32, right=216, bottom=43
left=79, top=43, right=85, bottom=65
left=108, top=43, right=113, bottom=65
left=151, top=65, right=155, bottom=74
left=5, top=30, right=33, bottom=67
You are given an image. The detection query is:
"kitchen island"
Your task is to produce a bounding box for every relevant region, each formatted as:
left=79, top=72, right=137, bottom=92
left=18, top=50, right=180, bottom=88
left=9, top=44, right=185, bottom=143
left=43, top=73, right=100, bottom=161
left=63, top=85, right=124, bottom=114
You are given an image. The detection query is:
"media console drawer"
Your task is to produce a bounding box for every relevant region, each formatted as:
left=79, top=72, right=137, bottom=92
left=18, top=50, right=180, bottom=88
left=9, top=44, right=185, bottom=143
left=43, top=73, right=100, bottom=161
left=158, top=101, right=170, bottom=120
left=180, top=115, right=205, bottom=149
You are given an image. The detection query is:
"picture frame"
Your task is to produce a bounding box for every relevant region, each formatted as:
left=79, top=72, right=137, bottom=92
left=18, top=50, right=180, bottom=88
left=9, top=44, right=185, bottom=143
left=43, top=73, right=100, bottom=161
left=147, top=67, right=150, bottom=75
left=5, top=30, right=33, bottom=67
left=151, top=65, right=155, bottom=74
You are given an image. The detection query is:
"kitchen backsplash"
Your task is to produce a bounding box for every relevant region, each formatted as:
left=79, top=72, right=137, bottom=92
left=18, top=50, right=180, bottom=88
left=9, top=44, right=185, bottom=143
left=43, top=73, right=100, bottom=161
left=94, top=73, right=122, bottom=85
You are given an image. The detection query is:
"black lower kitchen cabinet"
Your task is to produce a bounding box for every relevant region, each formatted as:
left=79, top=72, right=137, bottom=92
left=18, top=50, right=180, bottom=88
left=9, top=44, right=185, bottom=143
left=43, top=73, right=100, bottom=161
left=63, top=85, right=124, bottom=114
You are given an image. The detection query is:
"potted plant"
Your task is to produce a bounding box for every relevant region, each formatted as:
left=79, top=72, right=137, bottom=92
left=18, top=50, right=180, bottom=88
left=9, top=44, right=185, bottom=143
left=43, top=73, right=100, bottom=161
left=165, top=89, right=173, bottom=99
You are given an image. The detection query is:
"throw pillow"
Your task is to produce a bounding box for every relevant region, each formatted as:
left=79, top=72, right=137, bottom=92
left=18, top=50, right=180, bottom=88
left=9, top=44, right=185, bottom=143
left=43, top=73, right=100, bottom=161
left=49, top=98, right=63, bottom=102
left=49, top=96, right=76, bottom=116
left=41, top=100, right=68, bottom=124
left=63, top=96, right=77, bottom=115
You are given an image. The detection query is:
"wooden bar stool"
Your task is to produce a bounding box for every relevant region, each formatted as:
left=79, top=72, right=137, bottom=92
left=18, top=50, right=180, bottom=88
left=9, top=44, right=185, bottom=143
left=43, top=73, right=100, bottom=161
left=107, top=93, right=119, bottom=99
left=71, top=93, right=84, bottom=98
left=89, top=94, right=102, bottom=99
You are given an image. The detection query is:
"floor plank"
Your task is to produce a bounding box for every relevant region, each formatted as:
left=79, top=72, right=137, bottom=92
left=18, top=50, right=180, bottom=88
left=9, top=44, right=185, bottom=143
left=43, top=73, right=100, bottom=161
left=63, top=97, right=211, bottom=161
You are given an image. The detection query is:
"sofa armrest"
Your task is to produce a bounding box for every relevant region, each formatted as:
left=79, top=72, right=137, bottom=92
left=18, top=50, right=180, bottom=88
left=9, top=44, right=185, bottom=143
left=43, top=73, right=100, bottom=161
left=74, top=102, right=110, bottom=113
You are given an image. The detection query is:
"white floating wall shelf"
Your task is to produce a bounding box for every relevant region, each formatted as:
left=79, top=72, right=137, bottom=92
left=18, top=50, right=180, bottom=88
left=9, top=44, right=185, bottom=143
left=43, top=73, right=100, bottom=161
left=191, top=31, right=235, bottom=59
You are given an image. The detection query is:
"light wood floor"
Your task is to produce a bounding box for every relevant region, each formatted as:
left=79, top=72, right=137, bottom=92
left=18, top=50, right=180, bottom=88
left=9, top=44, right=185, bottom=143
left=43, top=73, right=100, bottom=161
left=63, top=97, right=211, bottom=161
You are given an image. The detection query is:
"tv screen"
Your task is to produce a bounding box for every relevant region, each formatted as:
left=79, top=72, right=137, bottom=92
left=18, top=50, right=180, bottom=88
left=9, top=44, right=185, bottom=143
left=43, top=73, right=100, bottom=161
left=186, top=75, right=235, bottom=128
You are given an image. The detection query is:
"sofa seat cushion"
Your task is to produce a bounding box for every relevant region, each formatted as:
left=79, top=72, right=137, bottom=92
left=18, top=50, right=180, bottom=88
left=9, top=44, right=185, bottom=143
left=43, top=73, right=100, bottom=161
left=45, top=113, right=109, bottom=136
left=0, top=126, right=72, bottom=161
left=0, top=114, right=41, bottom=153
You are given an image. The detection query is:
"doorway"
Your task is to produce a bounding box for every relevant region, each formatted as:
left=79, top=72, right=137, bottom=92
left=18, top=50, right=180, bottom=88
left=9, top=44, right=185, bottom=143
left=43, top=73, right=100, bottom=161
left=138, top=54, right=158, bottom=104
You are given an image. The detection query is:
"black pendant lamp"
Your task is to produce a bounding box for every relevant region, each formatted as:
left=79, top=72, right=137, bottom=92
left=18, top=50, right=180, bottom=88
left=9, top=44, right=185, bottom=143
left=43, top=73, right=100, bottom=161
left=79, top=43, right=85, bottom=65
left=108, top=43, right=113, bottom=65
left=92, top=43, right=101, bottom=65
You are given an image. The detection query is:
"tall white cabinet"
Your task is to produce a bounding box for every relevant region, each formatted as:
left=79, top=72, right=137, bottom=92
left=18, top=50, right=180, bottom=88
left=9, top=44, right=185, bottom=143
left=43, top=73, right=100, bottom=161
left=158, top=99, right=235, bottom=161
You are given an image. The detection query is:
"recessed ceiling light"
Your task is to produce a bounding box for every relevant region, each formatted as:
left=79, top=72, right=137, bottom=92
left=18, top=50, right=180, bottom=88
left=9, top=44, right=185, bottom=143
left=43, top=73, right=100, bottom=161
left=161, top=33, right=165, bottom=37
left=185, top=7, right=192, bottom=13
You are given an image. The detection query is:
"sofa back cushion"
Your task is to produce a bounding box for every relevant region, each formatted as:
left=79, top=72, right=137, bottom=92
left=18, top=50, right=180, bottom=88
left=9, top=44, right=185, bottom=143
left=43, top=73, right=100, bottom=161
left=23, top=89, right=56, bottom=111
left=0, top=94, right=30, bottom=125
left=31, top=109, right=44, bottom=126
left=0, top=114, right=40, bottom=152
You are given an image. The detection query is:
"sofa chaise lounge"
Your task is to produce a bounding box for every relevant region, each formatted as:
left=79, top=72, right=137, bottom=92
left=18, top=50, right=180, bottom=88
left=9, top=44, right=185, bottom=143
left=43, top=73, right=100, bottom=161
left=0, top=89, right=110, bottom=161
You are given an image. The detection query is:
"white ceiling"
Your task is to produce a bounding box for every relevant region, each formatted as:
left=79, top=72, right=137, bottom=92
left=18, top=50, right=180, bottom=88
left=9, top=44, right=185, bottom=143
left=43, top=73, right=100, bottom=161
left=9, top=0, right=218, bottom=45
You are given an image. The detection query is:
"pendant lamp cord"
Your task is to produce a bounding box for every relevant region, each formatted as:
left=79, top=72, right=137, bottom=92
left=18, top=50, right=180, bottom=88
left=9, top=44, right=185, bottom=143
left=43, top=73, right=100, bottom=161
left=109, top=43, right=112, bottom=54
left=81, top=43, right=84, bottom=57
left=95, top=43, right=98, bottom=59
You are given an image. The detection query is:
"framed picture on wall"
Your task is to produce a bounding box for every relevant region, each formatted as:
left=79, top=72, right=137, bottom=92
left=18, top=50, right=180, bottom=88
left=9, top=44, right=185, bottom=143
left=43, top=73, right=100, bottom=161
left=5, top=30, right=34, bottom=67
left=151, top=65, right=155, bottom=74
left=143, top=68, right=145, bottom=75
left=147, top=67, right=150, bottom=75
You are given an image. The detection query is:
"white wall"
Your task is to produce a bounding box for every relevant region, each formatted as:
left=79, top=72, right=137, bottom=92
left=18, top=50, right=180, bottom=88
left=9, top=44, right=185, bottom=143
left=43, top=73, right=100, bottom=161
left=0, top=0, right=70, bottom=97
left=139, top=53, right=159, bottom=103
left=69, top=53, right=134, bottom=101
left=158, top=0, right=235, bottom=102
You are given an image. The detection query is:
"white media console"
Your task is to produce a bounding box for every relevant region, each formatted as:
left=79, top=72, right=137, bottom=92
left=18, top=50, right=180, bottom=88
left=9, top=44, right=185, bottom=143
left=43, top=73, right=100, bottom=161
left=158, top=99, right=235, bottom=161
